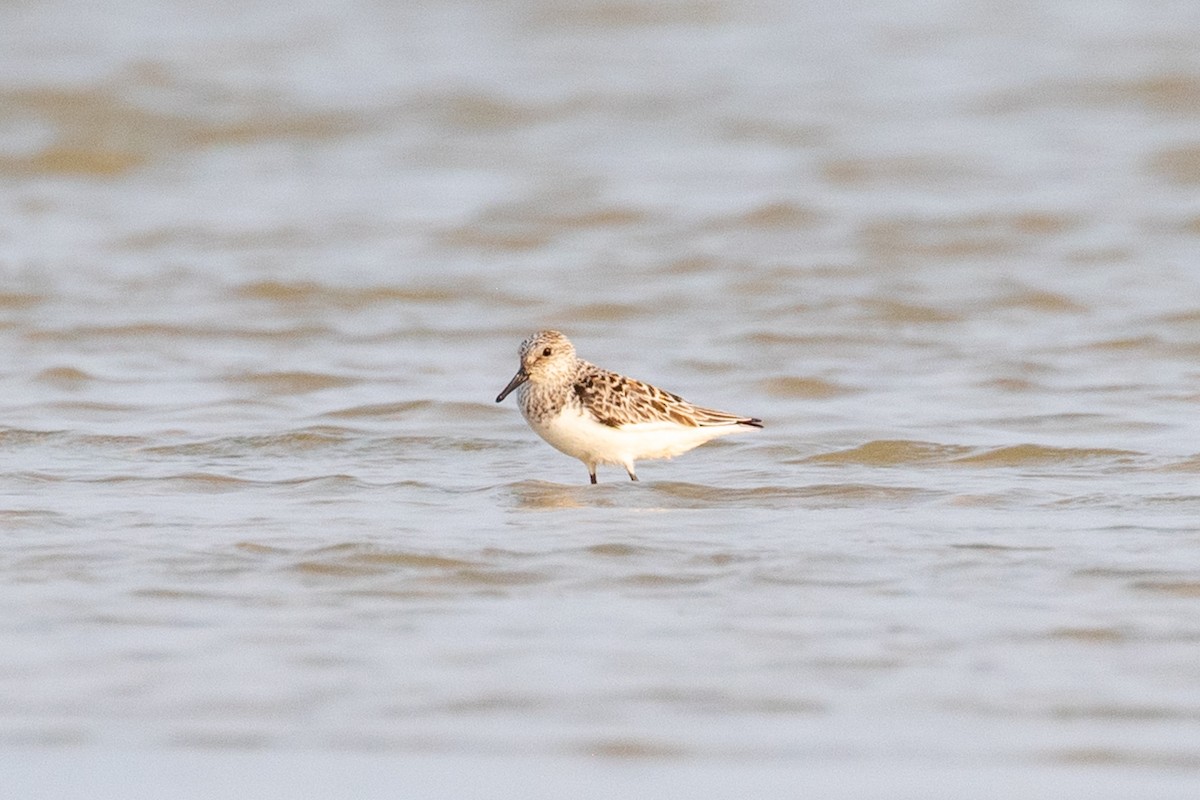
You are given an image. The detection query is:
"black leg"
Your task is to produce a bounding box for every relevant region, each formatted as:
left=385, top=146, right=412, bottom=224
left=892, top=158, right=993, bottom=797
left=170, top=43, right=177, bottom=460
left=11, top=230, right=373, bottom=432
left=628, top=472, right=638, bottom=482
left=589, top=472, right=597, bottom=484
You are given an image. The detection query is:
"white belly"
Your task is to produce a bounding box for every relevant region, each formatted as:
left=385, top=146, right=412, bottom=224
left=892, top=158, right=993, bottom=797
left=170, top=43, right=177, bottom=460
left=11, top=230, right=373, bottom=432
left=527, top=405, right=745, bottom=468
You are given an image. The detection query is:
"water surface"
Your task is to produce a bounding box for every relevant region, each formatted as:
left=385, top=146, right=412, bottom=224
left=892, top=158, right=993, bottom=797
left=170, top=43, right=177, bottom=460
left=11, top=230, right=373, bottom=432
left=3, top=1, right=1200, bottom=796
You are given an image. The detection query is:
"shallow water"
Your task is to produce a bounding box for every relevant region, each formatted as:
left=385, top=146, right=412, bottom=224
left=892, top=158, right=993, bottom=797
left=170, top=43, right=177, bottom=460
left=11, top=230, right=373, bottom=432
left=3, top=0, right=1200, bottom=796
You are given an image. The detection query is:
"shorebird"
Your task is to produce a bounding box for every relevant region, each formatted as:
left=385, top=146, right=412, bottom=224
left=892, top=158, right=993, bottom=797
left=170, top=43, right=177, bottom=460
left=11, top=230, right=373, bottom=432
left=496, top=330, right=762, bottom=483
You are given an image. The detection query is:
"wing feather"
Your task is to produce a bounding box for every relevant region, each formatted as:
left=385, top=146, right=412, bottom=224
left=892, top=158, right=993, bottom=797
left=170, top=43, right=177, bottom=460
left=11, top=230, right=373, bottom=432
left=572, top=363, right=760, bottom=429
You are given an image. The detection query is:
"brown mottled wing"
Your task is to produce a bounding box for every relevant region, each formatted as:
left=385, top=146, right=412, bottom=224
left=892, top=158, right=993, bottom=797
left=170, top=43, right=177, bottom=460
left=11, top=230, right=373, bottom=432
left=572, top=364, right=761, bottom=429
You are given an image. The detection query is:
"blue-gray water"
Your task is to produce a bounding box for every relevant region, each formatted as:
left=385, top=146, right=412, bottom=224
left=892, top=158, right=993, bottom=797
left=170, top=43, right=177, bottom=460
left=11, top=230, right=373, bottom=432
left=3, top=1, right=1200, bottom=797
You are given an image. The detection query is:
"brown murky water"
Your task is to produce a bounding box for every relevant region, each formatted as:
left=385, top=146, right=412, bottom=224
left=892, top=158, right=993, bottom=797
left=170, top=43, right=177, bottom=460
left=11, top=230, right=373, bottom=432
left=3, top=1, right=1200, bottom=797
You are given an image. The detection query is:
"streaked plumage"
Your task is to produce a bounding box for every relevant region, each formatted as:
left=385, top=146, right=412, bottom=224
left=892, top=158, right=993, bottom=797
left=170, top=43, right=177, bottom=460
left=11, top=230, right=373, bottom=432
left=495, top=330, right=762, bottom=483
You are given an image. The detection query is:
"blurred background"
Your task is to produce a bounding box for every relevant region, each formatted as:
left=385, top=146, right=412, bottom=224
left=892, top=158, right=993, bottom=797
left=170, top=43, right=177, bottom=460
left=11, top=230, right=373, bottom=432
left=2, top=1, right=1200, bottom=797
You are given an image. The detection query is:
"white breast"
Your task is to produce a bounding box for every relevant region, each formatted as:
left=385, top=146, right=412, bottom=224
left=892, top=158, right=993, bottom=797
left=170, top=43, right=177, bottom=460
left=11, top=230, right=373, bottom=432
left=527, top=405, right=745, bottom=467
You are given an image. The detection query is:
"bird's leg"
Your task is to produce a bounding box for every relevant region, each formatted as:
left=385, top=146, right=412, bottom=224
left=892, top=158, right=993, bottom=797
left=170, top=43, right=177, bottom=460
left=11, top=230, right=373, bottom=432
left=589, top=471, right=597, bottom=485
left=626, top=468, right=638, bottom=482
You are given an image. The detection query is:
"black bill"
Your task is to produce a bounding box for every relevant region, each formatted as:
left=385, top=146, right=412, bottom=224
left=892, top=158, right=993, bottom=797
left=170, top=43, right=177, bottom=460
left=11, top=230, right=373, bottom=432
left=495, top=369, right=528, bottom=402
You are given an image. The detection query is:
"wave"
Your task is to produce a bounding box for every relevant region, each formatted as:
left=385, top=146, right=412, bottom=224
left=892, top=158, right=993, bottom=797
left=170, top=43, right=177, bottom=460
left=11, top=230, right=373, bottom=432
left=804, top=439, right=1143, bottom=467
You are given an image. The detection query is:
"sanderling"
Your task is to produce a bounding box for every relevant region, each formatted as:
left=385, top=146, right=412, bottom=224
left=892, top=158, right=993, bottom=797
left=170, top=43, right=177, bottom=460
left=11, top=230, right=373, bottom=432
left=495, top=330, right=762, bottom=483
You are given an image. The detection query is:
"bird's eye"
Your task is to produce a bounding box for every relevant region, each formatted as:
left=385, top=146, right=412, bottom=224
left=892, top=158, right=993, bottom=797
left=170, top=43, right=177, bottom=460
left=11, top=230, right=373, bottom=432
left=542, top=347, right=552, bottom=357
